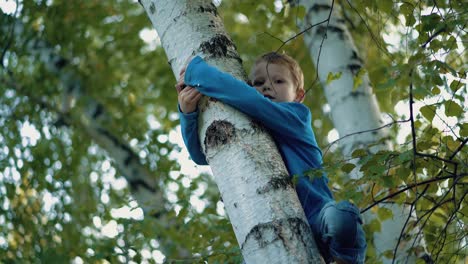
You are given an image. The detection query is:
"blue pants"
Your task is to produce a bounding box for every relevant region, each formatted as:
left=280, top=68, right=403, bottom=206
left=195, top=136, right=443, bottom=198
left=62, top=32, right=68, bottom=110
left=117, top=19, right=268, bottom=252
left=312, top=201, right=367, bottom=264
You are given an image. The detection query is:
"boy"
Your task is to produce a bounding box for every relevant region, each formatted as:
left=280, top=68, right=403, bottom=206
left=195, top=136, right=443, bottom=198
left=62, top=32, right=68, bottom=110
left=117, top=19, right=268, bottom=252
left=176, top=52, right=366, bottom=263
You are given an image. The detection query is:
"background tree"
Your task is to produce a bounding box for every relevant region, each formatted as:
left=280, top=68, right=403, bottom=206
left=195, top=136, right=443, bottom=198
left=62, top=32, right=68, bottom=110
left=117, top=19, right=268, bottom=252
left=0, top=0, right=466, bottom=263
left=298, top=0, right=429, bottom=262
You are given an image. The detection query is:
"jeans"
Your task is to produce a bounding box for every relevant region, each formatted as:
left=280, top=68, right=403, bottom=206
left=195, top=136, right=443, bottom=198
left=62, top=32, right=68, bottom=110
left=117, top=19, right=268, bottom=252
left=312, top=201, right=367, bottom=264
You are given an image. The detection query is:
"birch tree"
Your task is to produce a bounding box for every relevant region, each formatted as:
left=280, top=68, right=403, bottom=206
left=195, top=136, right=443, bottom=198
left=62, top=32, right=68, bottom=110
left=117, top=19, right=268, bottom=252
left=139, top=1, right=323, bottom=263
left=297, top=1, right=427, bottom=262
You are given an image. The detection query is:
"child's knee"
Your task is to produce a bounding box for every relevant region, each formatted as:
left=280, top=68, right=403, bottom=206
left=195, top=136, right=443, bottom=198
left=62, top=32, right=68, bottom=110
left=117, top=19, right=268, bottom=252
left=319, top=201, right=367, bottom=263
left=323, top=201, right=362, bottom=246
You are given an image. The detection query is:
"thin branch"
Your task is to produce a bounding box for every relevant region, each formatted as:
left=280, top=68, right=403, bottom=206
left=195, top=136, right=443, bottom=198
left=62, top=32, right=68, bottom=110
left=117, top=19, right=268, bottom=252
left=275, top=15, right=331, bottom=52
left=421, top=26, right=447, bottom=48
left=449, top=138, right=467, bottom=160
left=323, top=118, right=410, bottom=156
left=409, top=70, right=419, bottom=196
left=344, top=0, right=393, bottom=60
left=360, top=174, right=467, bottom=213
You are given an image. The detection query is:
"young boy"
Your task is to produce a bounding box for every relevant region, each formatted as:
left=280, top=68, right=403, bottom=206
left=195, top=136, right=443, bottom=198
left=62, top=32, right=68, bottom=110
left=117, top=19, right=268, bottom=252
left=176, top=52, right=366, bottom=264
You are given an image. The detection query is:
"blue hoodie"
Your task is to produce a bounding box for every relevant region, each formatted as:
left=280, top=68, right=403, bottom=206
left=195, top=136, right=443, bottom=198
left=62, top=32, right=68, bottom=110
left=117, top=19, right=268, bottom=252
left=178, top=56, right=334, bottom=225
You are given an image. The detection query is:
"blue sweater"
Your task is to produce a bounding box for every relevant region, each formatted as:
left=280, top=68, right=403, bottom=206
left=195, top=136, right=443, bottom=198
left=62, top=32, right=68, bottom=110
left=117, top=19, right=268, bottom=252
left=179, top=56, right=334, bottom=224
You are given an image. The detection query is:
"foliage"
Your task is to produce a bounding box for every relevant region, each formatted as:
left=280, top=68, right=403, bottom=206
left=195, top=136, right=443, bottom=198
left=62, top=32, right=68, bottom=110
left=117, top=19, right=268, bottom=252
left=0, top=0, right=466, bottom=263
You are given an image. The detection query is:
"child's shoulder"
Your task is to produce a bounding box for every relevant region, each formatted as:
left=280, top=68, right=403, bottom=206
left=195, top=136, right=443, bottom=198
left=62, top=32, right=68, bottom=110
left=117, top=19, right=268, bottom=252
left=277, top=102, right=311, bottom=120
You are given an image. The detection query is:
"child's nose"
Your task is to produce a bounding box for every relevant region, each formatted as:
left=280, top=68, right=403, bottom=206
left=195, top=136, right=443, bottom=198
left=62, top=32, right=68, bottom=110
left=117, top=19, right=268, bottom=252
left=262, top=83, right=272, bottom=91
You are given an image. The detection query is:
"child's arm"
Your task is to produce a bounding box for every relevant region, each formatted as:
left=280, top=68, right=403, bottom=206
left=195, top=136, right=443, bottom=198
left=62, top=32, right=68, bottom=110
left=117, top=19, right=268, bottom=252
left=176, top=75, right=208, bottom=165
left=178, top=107, right=208, bottom=165
left=184, top=56, right=312, bottom=143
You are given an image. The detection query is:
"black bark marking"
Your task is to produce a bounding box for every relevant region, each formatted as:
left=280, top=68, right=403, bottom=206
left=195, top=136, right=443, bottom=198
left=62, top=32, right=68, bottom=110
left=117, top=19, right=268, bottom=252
left=234, top=202, right=238, bottom=208
left=240, top=217, right=312, bottom=251
left=150, top=210, right=163, bottom=218
left=54, top=57, right=68, bottom=69
left=92, top=104, right=104, bottom=119
left=149, top=2, right=156, bottom=14
left=128, top=179, right=156, bottom=193
left=208, top=20, right=215, bottom=28
left=421, top=254, right=435, bottom=264
left=316, top=25, right=345, bottom=40
left=336, top=18, right=346, bottom=24
left=204, top=120, right=236, bottom=149
left=351, top=50, right=363, bottom=64
left=200, top=34, right=234, bottom=57
left=256, top=175, right=293, bottom=195
left=249, top=120, right=266, bottom=133
left=350, top=91, right=365, bottom=97
left=124, top=155, right=133, bottom=166
left=172, top=11, right=187, bottom=23
left=198, top=3, right=218, bottom=16
left=310, top=4, right=331, bottom=12
left=348, top=63, right=362, bottom=75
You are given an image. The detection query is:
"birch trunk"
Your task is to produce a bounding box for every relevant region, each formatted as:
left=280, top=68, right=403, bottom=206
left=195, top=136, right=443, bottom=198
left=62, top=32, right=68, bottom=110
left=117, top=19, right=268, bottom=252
left=298, top=0, right=428, bottom=263
left=140, top=1, right=323, bottom=263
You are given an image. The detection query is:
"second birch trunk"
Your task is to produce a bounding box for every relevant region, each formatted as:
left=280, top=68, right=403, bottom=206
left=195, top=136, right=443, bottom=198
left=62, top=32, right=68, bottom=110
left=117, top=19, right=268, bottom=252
left=299, top=0, right=428, bottom=263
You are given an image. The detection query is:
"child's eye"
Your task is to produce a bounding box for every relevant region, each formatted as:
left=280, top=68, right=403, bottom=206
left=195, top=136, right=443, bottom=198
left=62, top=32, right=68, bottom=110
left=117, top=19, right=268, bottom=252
left=253, top=80, right=264, bottom=86
left=275, top=79, right=284, bottom=84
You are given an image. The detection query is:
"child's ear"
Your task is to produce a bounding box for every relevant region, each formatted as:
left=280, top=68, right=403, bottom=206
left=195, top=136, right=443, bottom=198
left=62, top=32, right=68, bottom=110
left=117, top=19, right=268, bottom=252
left=295, top=89, right=305, bottom=103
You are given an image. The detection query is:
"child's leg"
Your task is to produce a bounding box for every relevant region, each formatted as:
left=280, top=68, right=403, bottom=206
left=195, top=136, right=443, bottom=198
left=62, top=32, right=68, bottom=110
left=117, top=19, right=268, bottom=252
left=313, top=201, right=367, bottom=264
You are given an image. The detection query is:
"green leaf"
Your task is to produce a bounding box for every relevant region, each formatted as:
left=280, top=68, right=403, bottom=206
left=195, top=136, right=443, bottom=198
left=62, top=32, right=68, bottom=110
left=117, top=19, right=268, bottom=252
left=421, top=13, right=441, bottom=31
left=377, top=207, right=393, bottom=221
left=444, top=100, right=463, bottom=117
left=460, top=123, right=468, bottom=137
left=400, top=3, right=415, bottom=26
left=419, top=104, right=436, bottom=122
left=353, top=68, right=366, bottom=91
left=376, top=78, right=396, bottom=90
left=341, top=163, right=356, bottom=173
left=398, top=150, right=413, bottom=163
left=382, top=176, right=396, bottom=188
left=326, top=71, right=342, bottom=85
left=368, top=218, right=382, bottom=233
left=449, top=80, right=462, bottom=92
left=396, top=167, right=412, bottom=182
left=352, top=149, right=367, bottom=158
left=295, top=6, right=306, bottom=20
left=377, top=1, right=394, bottom=14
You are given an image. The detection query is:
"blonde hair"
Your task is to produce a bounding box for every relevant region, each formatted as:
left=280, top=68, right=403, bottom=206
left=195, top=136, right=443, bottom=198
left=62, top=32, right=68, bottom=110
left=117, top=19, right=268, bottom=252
left=252, top=52, right=304, bottom=92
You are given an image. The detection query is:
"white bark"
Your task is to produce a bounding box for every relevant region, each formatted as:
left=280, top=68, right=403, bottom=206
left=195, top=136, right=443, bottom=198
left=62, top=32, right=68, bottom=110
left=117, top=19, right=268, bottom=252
left=140, top=1, right=323, bottom=263
left=299, top=1, right=428, bottom=263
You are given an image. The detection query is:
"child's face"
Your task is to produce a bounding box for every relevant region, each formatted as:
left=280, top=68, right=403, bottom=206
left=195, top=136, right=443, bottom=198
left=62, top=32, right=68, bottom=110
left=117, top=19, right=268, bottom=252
left=251, top=61, right=302, bottom=103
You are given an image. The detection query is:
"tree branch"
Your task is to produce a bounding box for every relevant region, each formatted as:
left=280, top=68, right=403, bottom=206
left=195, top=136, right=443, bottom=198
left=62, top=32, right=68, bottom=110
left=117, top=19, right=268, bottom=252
left=360, top=173, right=467, bottom=213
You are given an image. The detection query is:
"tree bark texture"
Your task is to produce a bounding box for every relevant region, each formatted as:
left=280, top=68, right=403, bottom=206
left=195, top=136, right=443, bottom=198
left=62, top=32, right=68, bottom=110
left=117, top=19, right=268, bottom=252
left=299, top=0, right=428, bottom=262
left=140, top=1, right=323, bottom=263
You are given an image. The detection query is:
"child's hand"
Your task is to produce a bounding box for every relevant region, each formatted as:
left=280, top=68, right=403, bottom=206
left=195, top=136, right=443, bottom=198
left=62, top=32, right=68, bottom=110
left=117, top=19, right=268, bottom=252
left=176, top=67, right=202, bottom=113
left=178, top=86, right=202, bottom=113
